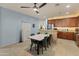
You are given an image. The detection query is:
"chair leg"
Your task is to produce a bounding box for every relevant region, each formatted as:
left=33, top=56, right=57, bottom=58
left=30, top=42, right=33, bottom=51
left=35, top=44, right=37, bottom=50
left=42, top=43, right=44, bottom=54
left=47, top=42, right=49, bottom=48
left=37, top=43, right=40, bottom=55
left=42, top=47, right=43, bottom=54
left=49, top=41, right=51, bottom=45
left=45, top=46, right=47, bottom=50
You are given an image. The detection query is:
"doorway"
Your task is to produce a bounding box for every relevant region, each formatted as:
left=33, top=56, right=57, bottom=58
left=21, top=22, right=31, bottom=41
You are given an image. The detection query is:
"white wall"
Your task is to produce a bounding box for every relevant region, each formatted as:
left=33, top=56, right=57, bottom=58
left=0, top=7, right=39, bottom=47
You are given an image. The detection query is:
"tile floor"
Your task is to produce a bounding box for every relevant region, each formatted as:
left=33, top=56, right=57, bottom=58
left=0, top=39, right=79, bottom=56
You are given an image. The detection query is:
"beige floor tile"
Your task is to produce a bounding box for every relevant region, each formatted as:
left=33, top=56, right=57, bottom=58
left=0, top=39, right=79, bottom=56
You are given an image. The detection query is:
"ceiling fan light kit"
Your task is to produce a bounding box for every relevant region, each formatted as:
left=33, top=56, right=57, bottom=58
left=33, top=8, right=38, bottom=11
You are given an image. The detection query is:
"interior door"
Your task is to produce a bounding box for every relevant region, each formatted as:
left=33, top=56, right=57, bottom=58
left=22, top=22, right=31, bottom=41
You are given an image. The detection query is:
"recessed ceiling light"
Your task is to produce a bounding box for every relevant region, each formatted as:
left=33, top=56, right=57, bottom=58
left=66, top=5, right=70, bottom=8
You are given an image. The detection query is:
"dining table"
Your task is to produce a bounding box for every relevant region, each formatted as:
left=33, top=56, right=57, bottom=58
left=29, top=34, right=49, bottom=55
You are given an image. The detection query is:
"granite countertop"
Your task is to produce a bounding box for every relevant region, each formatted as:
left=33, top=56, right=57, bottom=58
left=58, top=30, right=76, bottom=33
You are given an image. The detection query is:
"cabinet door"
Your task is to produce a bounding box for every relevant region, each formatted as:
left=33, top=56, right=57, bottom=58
left=68, top=19, right=76, bottom=27
left=57, top=32, right=63, bottom=38
left=77, top=18, right=79, bottom=27
left=63, top=32, right=67, bottom=39
left=48, top=20, right=52, bottom=24
left=67, top=33, right=74, bottom=40
left=54, top=17, right=78, bottom=27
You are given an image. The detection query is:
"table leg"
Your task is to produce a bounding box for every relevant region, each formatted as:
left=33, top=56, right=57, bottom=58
left=37, top=43, right=39, bottom=55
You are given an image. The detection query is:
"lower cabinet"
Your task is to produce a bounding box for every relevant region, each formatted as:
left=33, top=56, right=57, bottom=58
left=57, top=31, right=75, bottom=40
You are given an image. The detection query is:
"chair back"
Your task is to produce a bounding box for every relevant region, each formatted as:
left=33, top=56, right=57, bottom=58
left=30, top=33, right=35, bottom=42
left=37, top=32, right=40, bottom=34
left=30, top=33, right=35, bottom=36
left=49, top=34, right=53, bottom=41
left=42, top=36, right=48, bottom=46
left=47, top=34, right=53, bottom=45
left=45, top=33, right=48, bottom=34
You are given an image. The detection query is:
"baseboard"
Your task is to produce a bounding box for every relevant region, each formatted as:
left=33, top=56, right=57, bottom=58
left=0, top=41, right=19, bottom=48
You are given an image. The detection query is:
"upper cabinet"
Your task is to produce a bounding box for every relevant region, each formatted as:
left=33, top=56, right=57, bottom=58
left=55, top=19, right=65, bottom=27
left=48, top=20, right=53, bottom=24
left=48, top=20, right=55, bottom=24
left=77, top=17, right=79, bottom=27
left=48, top=17, right=79, bottom=27
left=67, top=18, right=77, bottom=27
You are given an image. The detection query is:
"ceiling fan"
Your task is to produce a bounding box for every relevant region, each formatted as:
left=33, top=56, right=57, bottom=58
left=20, top=3, right=47, bottom=15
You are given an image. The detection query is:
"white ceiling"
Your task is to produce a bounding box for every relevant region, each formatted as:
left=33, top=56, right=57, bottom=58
left=0, top=3, right=79, bottom=19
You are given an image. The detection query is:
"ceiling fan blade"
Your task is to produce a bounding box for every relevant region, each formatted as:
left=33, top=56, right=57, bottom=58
left=21, top=6, right=32, bottom=8
left=39, top=3, right=47, bottom=8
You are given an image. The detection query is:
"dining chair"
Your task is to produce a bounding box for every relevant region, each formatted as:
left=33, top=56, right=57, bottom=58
left=39, top=36, right=48, bottom=54
left=42, top=37, right=48, bottom=50
left=30, top=34, right=37, bottom=51
left=45, top=32, right=48, bottom=34
left=47, top=34, right=53, bottom=47
left=37, top=32, right=40, bottom=34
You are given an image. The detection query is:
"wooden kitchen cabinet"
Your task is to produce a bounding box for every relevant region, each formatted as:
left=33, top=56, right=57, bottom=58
left=76, top=17, right=79, bottom=27
left=48, top=20, right=52, bottom=24
left=67, top=17, right=78, bottom=27
left=48, top=17, right=79, bottom=27
left=57, top=31, right=63, bottom=38
left=56, top=17, right=78, bottom=27
left=57, top=31, right=75, bottom=40
left=48, top=20, right=55, bottom=24
left=67, top=32, right=75, bottom=40
left=54, top=19, right=65, bottom=27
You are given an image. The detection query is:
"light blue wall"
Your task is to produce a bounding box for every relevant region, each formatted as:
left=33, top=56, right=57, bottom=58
left=0, top=7, right=39, bottom=47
